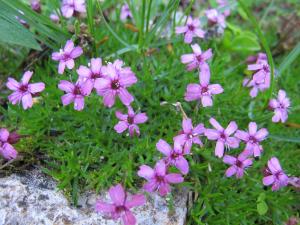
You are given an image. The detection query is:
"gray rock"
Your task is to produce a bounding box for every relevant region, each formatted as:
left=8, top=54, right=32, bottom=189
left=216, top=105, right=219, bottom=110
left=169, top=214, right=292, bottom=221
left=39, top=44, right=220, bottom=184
left=0, top=169, right=187, bottom=225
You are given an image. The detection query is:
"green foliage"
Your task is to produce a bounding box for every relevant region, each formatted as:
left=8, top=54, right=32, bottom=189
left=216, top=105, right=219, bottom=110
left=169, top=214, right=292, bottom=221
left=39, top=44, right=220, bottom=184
left=0, top=0, right=299, bottom=224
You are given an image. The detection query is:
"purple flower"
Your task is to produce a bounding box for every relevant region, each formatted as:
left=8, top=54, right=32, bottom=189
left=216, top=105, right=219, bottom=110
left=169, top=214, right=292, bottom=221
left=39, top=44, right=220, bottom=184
left=263, top=157, right=289, bottom=191
left=77, top=58, right=105, bottom=95
left=175, top=16, right=205, bottom=44
left=173, top=118, right=205, bottom=154
left=94, top=60, right=137, bottom=108
left=0, top=128, right=18, bottom=160
left=217, top=0, right=230, bottom=17
left=138, top=160, right=184, bottom=196
left=205, top=9, right=226, bottom=28
left=235, top=122, right=268, bottom=157
left=52, top=40, right=83, bottom=74
left=61, top=0, right=86, bottom=18
left=50, top=13, right=60, bottom=23
left=95, top=184, right=145, bottom=225
left=223, top=153, right=253, bottom=178
left=246, top=53, right=267, bottom=64
left=181, top=44, right=213, bottom=71
left=6, top=71, right=45, bottom=110
left=30, top=0, right=41, bottom=12
left=243, top=58, right=270, bottom=98
left=120, top=4, right=132, bottom=21
left=156, top=139, right=189, bottom=174
left=114, top=106, right=148, bottom=137
left=205, top=118, right=240, bottom=158
left=58, top=80, right=89, bottom=111
left=184, top=65, right=223, bottom=107
left=269, top=90, right=290, bottom=123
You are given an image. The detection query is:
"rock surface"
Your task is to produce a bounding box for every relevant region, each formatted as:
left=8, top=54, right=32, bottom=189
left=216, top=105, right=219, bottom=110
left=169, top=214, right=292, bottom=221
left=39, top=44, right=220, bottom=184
left=0, top=169, right=187, bottom=225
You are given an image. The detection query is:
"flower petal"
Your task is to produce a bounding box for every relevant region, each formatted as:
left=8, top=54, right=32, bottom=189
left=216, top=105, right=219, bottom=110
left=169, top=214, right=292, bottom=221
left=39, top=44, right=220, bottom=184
left=138, top=165, right=154, bottom=180
left=156, top=139, right=172, bottom=156
left=134, top=113, right=148, bottom=124
left=114, top=121, right=128, bottom=134
left=215, top=140, right=224, bottom=158
left=6, top=78, right=20, bottom=91
left=109, top=184, right=125, bottom=206
left=28, top=83, right=45, bottom=94
left=21, top=93, right=33, bottom=110
left=223, top=155, right=236, bottom=165
left=125, top=194, right=146, bottom=208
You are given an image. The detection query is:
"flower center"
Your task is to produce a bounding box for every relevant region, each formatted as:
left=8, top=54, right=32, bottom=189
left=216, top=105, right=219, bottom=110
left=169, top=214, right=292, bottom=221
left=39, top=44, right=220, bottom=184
left=201, top=86, right=209, bottom=94
left=196, top=55, right=203, bottom=62
left=155, top=175, right=165, bottom=183
left=19, top=84, right=28, bottom=92
left=262, top=64, right=270, bottom=73
left=188, top=25, right=195, bottom=31
left=236, top=160, right=243, bottom=168
left=127, top=116, right=134, bottom=124
left=115, top=205, right=126, bottom=213
left=248, top=136, right=257, bottom=143
left=220, top=133, right=226, bottom=139
left=73, top=85, right=81, bottom=95
left=111, top=80, right=120, bottom=90
left=91, top=73, right=101, bottom=79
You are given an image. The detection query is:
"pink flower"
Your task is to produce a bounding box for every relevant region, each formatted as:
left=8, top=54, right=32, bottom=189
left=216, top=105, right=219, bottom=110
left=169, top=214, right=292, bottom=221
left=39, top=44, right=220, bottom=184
left=50, top=13, right=60, bottom=23
left=0, top=128, right=18, bottom=160
left=173, top=118, right=205, bottom=154
left=77, top=58, right=105, bottom=95
left=94, top=60, right=137, bottom=108
left=263, top=157, right=289, bottom=191
left=61, top=0, right=86, bottom=18
left=181, top=44, right=213, bottom=71
left=6, top=71, right=45, bottom=110
left=235, top=122, right=268, bottom=157
left=120, top=4, right=132, bottom=21
left=95, top=184, right=145, bottom=225
left=175, top=16, right=205, bottom=44
left=156, top=139, right=189, bottom=174
left=114, top=106, right=148, bottom=136
left=204, top=118, right=239, bottom=158
left=52, top=40, right=83, bottom=74
left=243, top=57, right=270, bottom=98
left=205, top=9, right=226, bottom=28
left=246, top=53, right=267, bottom=64
left=58, top=80, right=89, bottom=111
left=269, top=90, right=290, bottom=123
left=30, top=0, right=41, bottom=12
left=138, top=160, right=184, bottom=196
left=217, top=0, right=230, bottom=17
left=184, top=65, right=223, bottom=107
left=223, top=153, right=253, bottom=178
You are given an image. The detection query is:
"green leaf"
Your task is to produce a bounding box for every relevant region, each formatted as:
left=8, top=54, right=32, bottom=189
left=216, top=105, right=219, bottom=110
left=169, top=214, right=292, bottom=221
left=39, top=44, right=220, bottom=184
left=231, top=33, right=261, bottom=52
left=257, top=201, right=268, bottom=215
left=0, top=16, right=41, bottom=50
left=257, top=193, right=266, bottom=202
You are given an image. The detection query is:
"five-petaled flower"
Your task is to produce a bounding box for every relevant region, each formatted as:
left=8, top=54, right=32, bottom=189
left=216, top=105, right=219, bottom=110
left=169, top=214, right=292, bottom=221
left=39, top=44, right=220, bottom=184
left=223, top=153, right=253, bottom=178
left=138, top=160, right=184, bottom=196
left=52, top=40, right=83, bottom=74
left=114, top=106, right=148, bottom=136
left=61, top=0, right=86, bottom=18
left=77, top=58, right=105, bottom=95
left=263, top=157, right=289, bottom=191
left=58, top=80, right=89, bottom=111
left=185, top=65, right=223, bottom=107
left=6, top=71, right=45, bottom=110
left=173, top=118, right=205, bottom=154
left=120, top=4, right=132, bottom=21
left=175, top=16, right=205, bottom=44
left=94, top=60, right=137, bottom=108
left=0, top=128, right=18, bottom=160
left=156, top=139, right=189, bottom=174
left=181, top=44, right=213, bottom=71
left=235, top=122, right=268, bottom=157
left=269, top=90, right=290, bottom=123
left=205, top=9, right=226, bottom=28
left=95, top=184, right=145, bottom=225
left=205, top=118, right=239, bottom=158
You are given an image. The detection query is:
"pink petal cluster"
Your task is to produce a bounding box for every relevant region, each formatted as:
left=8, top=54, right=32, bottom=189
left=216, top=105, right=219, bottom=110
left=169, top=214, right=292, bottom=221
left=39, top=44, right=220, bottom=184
left=52, top=40, right=83, bottom=74
left=95, top=184, right=145, bottom=225
left=120, top=4, right=132, bottom=21
left=30, top=0, right=41, bottom=13
left=94, top=60, right=137, bottom=108
left=205, top=118, right=239, bottom=158
left=235, top=122, right=268, bottom=157
left=173, top=118, right=205, bottom=154
left=269, top=90, right=290, bottom=123
left=138, top=160, right=184, bottom=196
left=114, top=106, right=148, bottom=136
left=185, top=65, right=223, bottom=107
left=6, top=71, right=45, bottom=110
left=205, top=9, right=226, bottom=28
left=223, top=152, right=253, bottom=178
left=50, top=13, right=60, bottom=23
left=243, top=53, right=270, bottom=98
left=263, top=157, right=289, bottom=191
left=217, top=0, right=230, bottom=17
left=77, top=58, right=105, bottom=95
left=156, top=139, right=189, bottom=174
left=61, top=0, right=86, bottom=18
left=181, top=44, right=213, bottom=71
left=175, top=16, right=205, bottom=44
left=0, top=128, right=18, bottom=160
